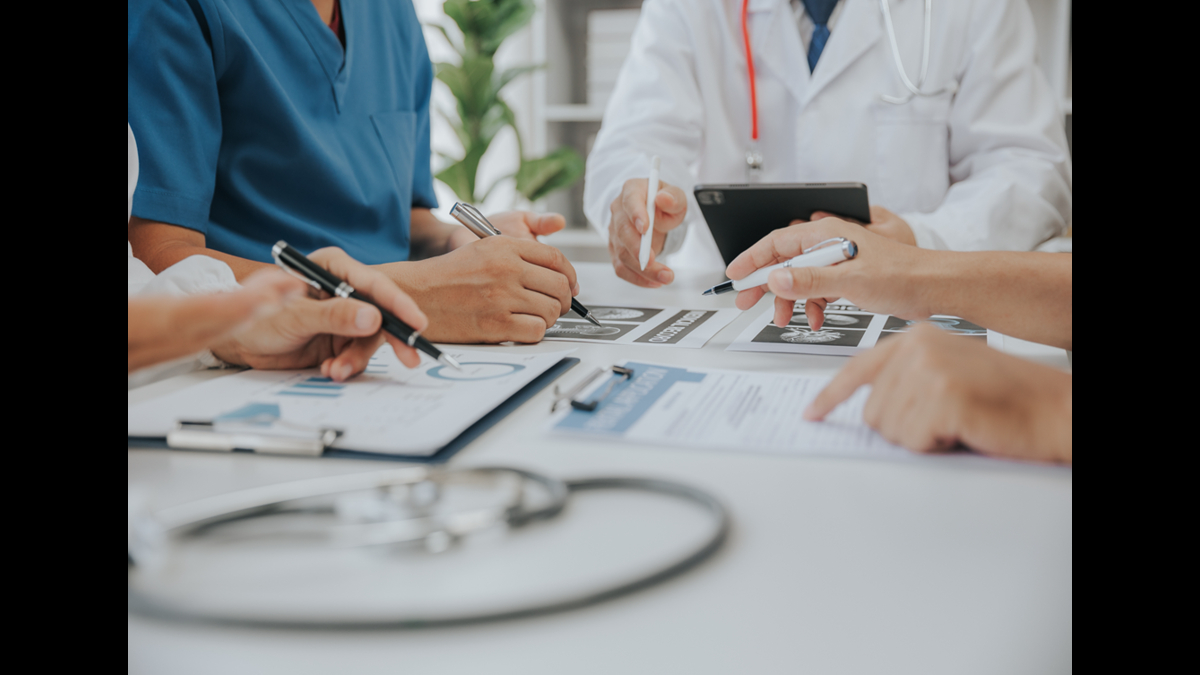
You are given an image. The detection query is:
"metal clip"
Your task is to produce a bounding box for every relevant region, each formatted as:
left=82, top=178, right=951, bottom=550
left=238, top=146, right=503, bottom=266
left=570, top=366, right=634, bottom=412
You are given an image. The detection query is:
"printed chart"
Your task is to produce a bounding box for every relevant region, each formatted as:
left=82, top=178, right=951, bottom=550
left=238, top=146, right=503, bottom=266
left=544, top=305, right=740, bottom=349
left=727, top=302, right=993, bottom=356
left=128, top=347, right=574, bottom=456
left=551, top=361, right=913, bottom=461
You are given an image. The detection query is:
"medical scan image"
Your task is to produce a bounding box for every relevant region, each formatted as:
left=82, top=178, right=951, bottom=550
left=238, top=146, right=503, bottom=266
left=779, top=328, right=843, bottom=344
left=590, top=308, right=647, bottom=321
left=546, top=324, right=623, bottom=337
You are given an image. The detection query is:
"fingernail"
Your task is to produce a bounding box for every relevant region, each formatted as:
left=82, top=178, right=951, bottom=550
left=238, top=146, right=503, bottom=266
left=356, top=307, right=374, bottom=330
left=802, top=405, right=819, bottom=420
left=770, top=269, right=793, bottom=292
left=336, top=362, right=354, bottom=381
left=572, top=282, right=580, bottom=295
left=634, top=218, right=645, bottom=234
left=657, top=270, right=673, bottom=284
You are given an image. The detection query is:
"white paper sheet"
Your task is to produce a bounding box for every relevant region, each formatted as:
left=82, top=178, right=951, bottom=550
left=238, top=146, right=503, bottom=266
left=551, top=361, right=913, bottom=461
left=128, top=347, right=574, bottom=456
left=727, top=302, right=997, bottom=356
left=543, top=305, right=740, bottom=348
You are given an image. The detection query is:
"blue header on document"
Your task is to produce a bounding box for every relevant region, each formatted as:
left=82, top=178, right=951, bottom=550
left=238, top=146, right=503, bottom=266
left=556, top=362, right=705, bottom=434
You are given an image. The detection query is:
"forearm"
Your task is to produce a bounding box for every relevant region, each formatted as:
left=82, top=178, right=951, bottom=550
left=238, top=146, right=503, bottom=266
left=932, top=252, right=1072, bottom=350
left=408, top=208, right=470, bottom=260
left=128, top=217, right=271, bottom=281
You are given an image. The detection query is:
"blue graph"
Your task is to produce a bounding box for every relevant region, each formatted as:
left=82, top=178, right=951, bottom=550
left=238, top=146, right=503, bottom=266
left=279, top=377, right=346, bottom=398
left=427, top=362, right=525, bottom=381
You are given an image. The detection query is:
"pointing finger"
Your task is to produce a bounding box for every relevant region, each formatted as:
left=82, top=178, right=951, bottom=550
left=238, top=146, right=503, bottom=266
left=804, top=335, right=903, bottom=421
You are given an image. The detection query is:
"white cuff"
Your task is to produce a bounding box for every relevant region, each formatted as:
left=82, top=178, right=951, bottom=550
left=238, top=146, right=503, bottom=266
left=659, top=223, right=688, bottom=258
left=901, top=213, right=949, bottom=250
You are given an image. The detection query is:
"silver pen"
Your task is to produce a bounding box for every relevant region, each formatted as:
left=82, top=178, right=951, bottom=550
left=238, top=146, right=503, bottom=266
left=450, top=202, right=603, bottom=327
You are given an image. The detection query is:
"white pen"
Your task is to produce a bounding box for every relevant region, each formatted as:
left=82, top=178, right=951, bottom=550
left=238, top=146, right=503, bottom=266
left=638, top=156, right=660, bottom=271
left=702, top=237, right=858, bottom=296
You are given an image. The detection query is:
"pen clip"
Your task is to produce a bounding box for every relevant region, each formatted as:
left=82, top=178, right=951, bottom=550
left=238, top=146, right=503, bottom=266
left=450, top=202, right=502, bottom=237
left=802, top=237, right=847, bottom=255
left=271, top=244, right=322, bottom=292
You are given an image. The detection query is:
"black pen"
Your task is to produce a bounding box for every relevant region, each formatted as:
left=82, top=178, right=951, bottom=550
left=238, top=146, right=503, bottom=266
left=449, top=202, right=604, bottom=327
left=270, top=241, right=462, bottom=370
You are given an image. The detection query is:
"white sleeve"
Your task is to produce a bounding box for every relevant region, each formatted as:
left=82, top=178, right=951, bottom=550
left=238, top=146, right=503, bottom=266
left=583, top=0, right=706, bottom=257
left=902, top=0, right=1071, bottom=252
left=127, top=256, right=243, bottom=389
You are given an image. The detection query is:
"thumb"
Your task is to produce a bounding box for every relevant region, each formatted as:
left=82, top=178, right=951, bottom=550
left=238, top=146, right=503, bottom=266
left=289, top=297, right=382, bottom=341
left=526, top=212, right=566, bottom=236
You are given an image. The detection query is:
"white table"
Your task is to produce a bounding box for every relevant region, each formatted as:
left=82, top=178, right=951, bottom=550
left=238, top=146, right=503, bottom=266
left=128, top=258, right=1072, bottom=675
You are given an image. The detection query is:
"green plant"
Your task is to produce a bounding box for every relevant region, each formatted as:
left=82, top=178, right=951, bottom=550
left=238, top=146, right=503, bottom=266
left=431, top=0, right=585, bottom=206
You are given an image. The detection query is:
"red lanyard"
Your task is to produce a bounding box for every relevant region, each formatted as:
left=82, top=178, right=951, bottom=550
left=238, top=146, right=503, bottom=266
left=741, top=0, right=759, bottom=142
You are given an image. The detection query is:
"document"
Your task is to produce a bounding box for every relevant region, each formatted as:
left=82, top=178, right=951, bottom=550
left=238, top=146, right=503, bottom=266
left=544, top=305, right=740, bottom=348
left=551, top=361, right=912, bottom=460
left=129, top=347, right=574, bottom=456
left=727, top=302, right=995, bottom=356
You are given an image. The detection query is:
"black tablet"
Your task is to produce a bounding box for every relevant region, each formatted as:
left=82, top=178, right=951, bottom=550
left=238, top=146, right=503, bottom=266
left=693, top=183, right=870, bottom=265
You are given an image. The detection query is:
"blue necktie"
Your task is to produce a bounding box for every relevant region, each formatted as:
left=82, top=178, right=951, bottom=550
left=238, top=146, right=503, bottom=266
left=803, top=0, right=838, bottom=72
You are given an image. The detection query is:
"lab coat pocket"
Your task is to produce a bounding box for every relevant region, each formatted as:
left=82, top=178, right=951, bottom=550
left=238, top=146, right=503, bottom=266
left=873, top=101, right=950, bottom=214
left=371, top=111, right=418, bottom=204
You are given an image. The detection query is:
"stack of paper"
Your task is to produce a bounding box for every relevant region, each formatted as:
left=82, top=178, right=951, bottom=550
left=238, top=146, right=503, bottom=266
left=587, top=9, right=641, bottom=107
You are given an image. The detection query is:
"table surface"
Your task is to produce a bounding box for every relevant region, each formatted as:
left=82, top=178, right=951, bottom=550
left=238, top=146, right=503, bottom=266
left=128, top=247, right=1072, bottom=675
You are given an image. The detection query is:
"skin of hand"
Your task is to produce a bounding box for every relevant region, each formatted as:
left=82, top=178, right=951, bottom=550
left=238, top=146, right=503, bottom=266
left=726, top=218, right=934, bottom=330
left=128, top=270, right=305, bottom=373
left=211, top=248, right=429, bottom=380
left=606, top=178, right=689, bottom=288
left=442, top=210, right=572, bottom=256
left=804, top=324, right=1072, bottom=464
left=846, top=205, right=917, bottom=247
left=130, top=211, right=581, bottom=345
left=383, top=235, right=579, bottom=344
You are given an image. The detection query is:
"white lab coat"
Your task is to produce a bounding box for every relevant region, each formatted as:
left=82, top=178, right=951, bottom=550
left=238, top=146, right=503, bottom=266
left=584, top=0, right=1072, bottom=270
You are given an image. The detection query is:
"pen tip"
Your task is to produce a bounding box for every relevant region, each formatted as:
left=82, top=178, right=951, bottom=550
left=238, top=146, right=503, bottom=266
left=584, top=314, right=604, bottom=327
left=439, top=353, right=463, bottom=371
left=702, top=289, right=714, bottom=296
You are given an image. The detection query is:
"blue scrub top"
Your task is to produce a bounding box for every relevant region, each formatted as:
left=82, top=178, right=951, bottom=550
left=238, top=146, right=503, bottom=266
left=128, top=0, right=437, bottom=264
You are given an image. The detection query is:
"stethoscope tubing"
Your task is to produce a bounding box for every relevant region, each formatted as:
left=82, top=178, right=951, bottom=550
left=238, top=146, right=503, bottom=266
left=128, top=473, right=731, bottom=630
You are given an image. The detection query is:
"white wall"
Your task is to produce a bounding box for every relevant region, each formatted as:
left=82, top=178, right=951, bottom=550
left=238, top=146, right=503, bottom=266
left=413, top=0, right=537, bottom=219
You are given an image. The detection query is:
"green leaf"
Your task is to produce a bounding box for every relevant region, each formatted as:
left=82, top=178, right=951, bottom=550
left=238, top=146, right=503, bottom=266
left=480, top=1, right=536, bottom=54
left=496, top=63, right=542, bottom=92
left=425, top=22, right=463, bottom=57
left=516, top=147, right=585, bottom=203
left=435, top=160, right=475, bottom=203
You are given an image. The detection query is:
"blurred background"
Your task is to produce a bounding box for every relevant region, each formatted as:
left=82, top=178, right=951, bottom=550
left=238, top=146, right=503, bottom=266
left=414, top=0, right=1072, bottom=231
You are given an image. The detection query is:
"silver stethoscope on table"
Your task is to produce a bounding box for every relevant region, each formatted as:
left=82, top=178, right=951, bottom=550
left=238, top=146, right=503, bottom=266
left=740, top=0, right=958, bottom=178
left=128, top=466, right=730, bottom=629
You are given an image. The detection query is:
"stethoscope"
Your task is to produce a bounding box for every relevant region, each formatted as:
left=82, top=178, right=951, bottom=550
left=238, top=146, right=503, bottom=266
left=128, top=466, right=730, bottom=628
left=740, top=0, right=958, bottom=178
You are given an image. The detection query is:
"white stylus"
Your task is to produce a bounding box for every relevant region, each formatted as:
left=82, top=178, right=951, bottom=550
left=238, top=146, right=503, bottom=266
left=638, top=156, right=660, bottom=271
left=702, top=237, right=859, bottom=295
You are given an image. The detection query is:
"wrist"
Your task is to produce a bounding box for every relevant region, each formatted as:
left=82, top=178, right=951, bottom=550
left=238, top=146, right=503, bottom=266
left=204, top=341, right=245, bottom=368
left=925, top=250, right=979, bottom=319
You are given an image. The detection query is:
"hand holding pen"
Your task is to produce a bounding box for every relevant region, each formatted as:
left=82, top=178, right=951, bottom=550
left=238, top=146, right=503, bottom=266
left=271, top=243, right=461, bottom=377
left=725, top=218, right=935, bottom=331
left=450, top=202, right=605, bottom=327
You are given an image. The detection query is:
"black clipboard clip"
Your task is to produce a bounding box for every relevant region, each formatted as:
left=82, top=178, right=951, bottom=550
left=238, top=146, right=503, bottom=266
left=551, top=366, right=635, bottom=413
left=166, top=419, right=345, bottom=457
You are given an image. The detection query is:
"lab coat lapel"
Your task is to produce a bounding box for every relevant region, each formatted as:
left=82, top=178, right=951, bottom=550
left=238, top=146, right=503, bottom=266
left=748, top=0, right=809, bottom=108
left=802, top=0, right=883, bottom=106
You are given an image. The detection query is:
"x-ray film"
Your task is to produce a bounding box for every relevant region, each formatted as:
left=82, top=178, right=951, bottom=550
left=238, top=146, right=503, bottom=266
left=728, top=302, right=997, bottom=356
left=545, top=306, right=741, bottom=349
